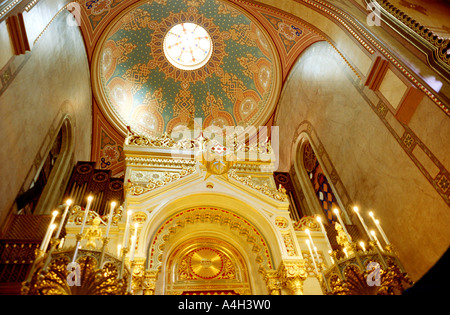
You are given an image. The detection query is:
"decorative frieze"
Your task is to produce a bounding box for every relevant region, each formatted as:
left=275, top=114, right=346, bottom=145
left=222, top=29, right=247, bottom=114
left=127, top=166, right=196, bottom=196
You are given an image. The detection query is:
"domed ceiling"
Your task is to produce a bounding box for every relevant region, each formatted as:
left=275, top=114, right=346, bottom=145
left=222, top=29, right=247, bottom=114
left=93, top=0, right=281, bottom=137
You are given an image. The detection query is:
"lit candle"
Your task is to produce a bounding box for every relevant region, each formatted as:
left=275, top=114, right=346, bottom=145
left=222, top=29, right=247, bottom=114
left=370, top=230, right=384, bottom=252
left=353, top=206, right=373, bottom=241
left=369, top=211, right=391, bottom=245
left=105, top=201, right=116, bottom=238
left=316, top=216, right=333, bottom=251
left=130, top=235, right=137, bottom=261
left=133, top=223, right=138, bottom=239
left=42, top=224, right=56, bottom=253
left=306, top=240, right=318, bottom=275
left=80, top=196, right=93, bottom=234
left=40, top=210, right=59, bottom=251
left=333, top=208, right=352, bottom=242
left=55, top=199, right=72, bottom=239
left=359, top=241, right=366, bottom=252
left=72, top=196, right=93, bottom=263
left=305, top=229, right=321, bottom=265
left=313, top=246, right=320, bottom=268
left=123, top=210, right=132, bottom=249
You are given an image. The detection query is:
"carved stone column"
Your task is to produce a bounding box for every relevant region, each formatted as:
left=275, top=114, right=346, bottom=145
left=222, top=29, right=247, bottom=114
left=279, top=260, right=308, bottom=295
left=142, top=269, right=159, bottom=295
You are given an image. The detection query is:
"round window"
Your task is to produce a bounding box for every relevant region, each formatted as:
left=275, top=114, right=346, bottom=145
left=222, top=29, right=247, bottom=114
left=163, top=23, right=213, bottom=70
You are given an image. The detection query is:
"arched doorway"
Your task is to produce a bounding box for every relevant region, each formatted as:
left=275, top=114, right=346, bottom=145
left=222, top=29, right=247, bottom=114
left=165, top=237, right=251, bottom=295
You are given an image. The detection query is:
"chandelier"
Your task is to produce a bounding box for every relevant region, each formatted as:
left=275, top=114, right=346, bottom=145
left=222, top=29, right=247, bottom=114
left=304, top=207, right=413, bottom=295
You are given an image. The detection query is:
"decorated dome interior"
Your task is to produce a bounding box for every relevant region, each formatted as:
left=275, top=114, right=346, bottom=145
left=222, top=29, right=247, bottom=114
left=95, top=0, right=280, bottom=137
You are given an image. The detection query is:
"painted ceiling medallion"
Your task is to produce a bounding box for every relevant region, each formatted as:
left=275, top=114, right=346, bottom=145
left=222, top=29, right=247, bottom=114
left=94, top=0, right=281, bottom=138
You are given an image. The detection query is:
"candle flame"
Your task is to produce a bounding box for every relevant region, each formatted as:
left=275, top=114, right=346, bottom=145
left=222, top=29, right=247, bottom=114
left=316, top=216, right=322, bottom=222
left=359, top=241, right=366, bottom=251
left=87, top=196, right=93, bottom=202
left=353, top=206, right=359, bottom=212
left=52, top=210, right=59, bottom=216
left=333, top=208, right=339, bottom=214
left=111, top=201, right=116, bottom=208
left=66, top=199, right=72, bottom=206
left=369, top=211, right=374, bottom=217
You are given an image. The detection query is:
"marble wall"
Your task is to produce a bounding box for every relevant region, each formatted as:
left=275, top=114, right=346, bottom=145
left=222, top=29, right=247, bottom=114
left=0, top=3, right=92, bottom=226
left=275, top=41, right=450, bottom=281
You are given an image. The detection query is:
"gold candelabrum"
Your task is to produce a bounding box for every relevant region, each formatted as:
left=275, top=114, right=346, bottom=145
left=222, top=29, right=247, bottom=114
left=306, top=208, right=413, bottom=295
left=21, top=198, right=135, bottom=295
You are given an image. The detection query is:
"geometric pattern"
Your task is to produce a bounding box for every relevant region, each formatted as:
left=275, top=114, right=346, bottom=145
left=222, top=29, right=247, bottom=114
left=303, top=142, right=338, bottom=224
left=94, top=0, right=279, bottom=137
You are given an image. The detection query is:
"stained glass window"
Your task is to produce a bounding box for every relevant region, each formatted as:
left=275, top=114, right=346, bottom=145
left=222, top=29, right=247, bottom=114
left=163, top=23, right=212, bottom=70
left=303, top=142, right=339, bottom=224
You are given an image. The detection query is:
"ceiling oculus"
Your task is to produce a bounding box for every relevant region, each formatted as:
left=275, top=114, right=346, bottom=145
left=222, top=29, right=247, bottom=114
left=163, top=23, right=213, bottom=70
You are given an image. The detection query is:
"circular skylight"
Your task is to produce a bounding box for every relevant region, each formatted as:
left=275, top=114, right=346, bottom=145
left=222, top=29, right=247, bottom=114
left=163, top=23, right=212, bottom=70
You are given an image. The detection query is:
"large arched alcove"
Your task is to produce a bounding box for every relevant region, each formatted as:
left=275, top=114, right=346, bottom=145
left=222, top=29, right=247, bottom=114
left=134, top=189, right=293, bottom=294
left=139, top=191, right=287, bottom=268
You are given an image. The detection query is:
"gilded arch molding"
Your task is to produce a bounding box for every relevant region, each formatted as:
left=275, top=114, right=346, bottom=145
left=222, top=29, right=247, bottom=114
left=145, top=207, right=276, bottom=271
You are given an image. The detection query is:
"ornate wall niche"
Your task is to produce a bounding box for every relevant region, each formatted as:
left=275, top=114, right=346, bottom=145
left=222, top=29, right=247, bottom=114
left=164, top=237, right=252, bottom=295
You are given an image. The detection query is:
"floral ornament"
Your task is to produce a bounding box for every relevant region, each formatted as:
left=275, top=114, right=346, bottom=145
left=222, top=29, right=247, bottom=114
left=89, top=0, right=112, bottom=15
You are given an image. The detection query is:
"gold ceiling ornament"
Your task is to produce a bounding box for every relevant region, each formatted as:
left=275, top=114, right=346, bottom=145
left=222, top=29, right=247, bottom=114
left=22, top=253, right=129, bottom=295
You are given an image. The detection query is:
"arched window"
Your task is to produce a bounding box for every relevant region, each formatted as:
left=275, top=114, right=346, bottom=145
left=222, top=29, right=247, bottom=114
left=16, top=116, right=74, bottom=215
left=303, top=142, right=339, bottom=224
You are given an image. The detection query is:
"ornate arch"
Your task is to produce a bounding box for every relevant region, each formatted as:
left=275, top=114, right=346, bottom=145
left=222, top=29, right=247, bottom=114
left=145, top=207, right=275, bottom=272
left=290, top=121, right=352, bottom=223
